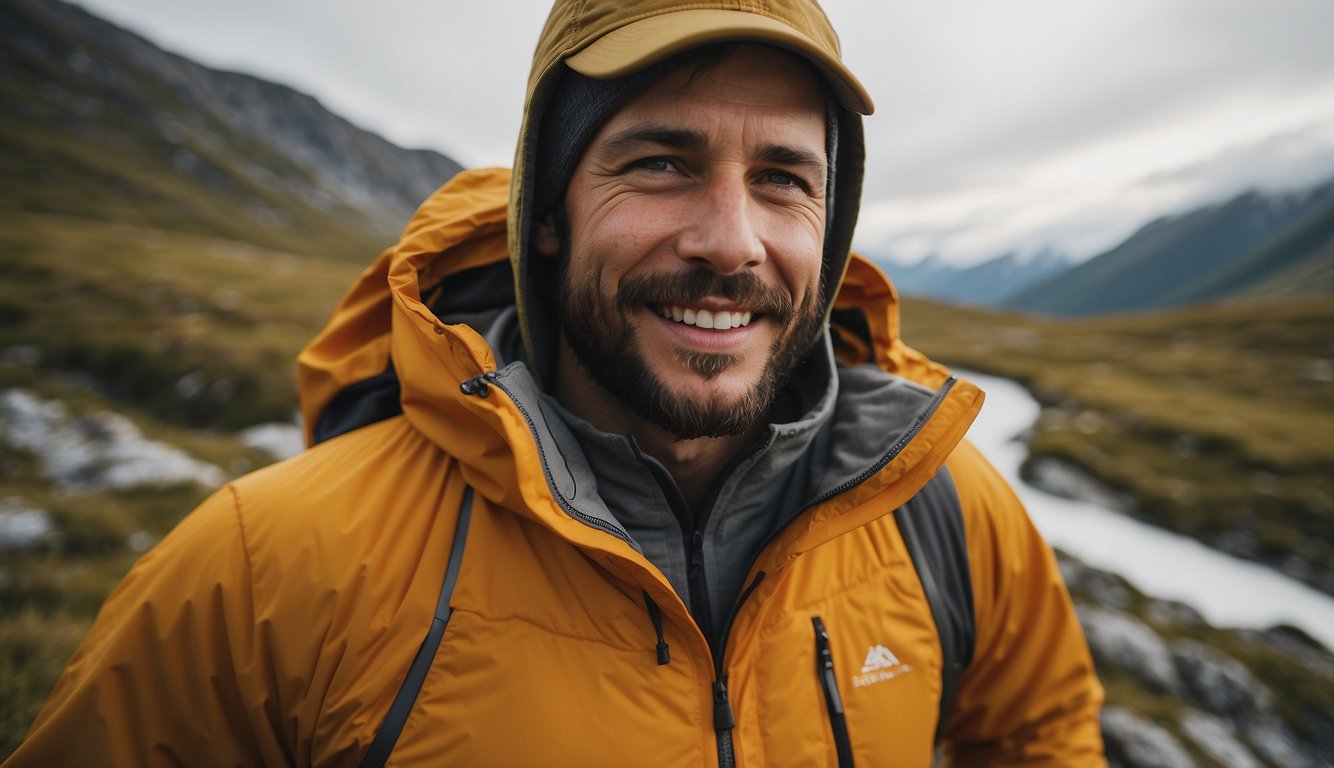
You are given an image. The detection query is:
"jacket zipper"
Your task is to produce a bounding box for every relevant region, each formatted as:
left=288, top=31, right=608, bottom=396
left=471, top=372, right=955, bottom=765
left=712, top=572, right=766, bottom=768
left=705, top=371, right=953, bottom=766
left=468, top=372, right=747, bottom=765
left=813, top=617, right=856, bottom=768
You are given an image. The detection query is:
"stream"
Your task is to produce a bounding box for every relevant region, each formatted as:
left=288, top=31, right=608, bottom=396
left=961, top=370, right=1334, bottom=650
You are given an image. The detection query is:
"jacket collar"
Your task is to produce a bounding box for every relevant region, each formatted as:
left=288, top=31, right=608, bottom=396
left=298, top=169, right=984, bottom=577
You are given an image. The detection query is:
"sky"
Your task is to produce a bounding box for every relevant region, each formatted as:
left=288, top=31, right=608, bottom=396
left=74, top=0, right=1334, bottom=266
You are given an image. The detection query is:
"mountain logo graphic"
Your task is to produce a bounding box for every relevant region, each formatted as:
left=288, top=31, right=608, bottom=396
left=860, top=644, right=901, bottom=674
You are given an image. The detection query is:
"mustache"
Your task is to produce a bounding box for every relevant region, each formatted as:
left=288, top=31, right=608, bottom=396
left=615, top=270, right=795, bottom=322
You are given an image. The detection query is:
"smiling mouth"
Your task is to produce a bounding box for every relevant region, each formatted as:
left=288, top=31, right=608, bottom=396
left=652, top=304, right=754, bottom=329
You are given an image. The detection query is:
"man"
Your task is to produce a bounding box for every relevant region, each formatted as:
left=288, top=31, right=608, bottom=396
left=8, top=0, right=1104, bottom=765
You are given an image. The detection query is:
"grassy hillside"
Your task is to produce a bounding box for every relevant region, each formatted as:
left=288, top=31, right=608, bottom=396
left=902, top=295, right=1334, bottom=594
left=0, top=210, right=372, bottom=751
left=0, top=213, right=368, bottom=429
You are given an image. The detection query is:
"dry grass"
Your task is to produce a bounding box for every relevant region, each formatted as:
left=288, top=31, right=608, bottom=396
left=902, top=295, right=1334, bottom=591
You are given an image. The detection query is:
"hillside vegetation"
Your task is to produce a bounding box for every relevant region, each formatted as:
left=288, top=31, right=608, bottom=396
left=0, top=211, right=371, bottom=748
left=902, top=295, right=1334, bottom=594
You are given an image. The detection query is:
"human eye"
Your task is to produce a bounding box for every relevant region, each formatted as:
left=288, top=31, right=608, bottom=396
left=629, top=156, right=674, bottom=173
left=759, top=169, right=815, bottom=194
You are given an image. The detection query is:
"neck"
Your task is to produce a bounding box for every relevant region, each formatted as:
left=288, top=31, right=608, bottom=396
left=552, top=344, right=761, bottom=513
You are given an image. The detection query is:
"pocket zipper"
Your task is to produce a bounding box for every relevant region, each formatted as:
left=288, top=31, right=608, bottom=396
left=812, top=616, right=856, bottom=768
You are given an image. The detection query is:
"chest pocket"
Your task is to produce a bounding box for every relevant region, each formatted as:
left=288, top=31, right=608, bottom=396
left=745, top=469, right=975, bottom=767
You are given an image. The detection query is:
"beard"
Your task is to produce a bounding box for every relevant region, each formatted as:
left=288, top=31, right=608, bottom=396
left=558, top=265, right=824, bottom=439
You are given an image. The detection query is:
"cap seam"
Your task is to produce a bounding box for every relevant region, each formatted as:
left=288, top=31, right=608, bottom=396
left=563, top=4, right=801, bottom=59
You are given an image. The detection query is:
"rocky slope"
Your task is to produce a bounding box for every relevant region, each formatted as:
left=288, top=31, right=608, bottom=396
left=1, top=0, right=463, bottom=250
left=1063, top=558, right=1332, bottom=767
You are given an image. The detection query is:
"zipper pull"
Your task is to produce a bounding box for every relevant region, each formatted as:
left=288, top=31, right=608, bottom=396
left=641, top=591, right=671, bottom=666
left=712, top=676, right=736, bottom=731
left=813, top=617, right=845, bottom=715
left=688, top=530, right=705, bottom=572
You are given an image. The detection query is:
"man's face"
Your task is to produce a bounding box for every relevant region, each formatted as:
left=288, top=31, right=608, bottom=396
left=538, top=45, right=828, bottom=439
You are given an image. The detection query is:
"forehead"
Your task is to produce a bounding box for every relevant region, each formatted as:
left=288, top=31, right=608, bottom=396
left=597, top=44, right=828, bottom=144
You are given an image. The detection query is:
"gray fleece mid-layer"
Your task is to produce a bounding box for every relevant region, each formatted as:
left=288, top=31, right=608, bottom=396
left=483, top=308, right=947, bottom=640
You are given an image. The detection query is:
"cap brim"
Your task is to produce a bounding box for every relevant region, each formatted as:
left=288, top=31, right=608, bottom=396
left=565, top=9, right=874, bottom=115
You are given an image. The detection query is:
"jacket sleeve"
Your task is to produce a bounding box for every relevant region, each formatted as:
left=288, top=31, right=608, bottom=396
left=939, top=441, right=1106, bottom=766
left=5, top=485, right=289, bottom=767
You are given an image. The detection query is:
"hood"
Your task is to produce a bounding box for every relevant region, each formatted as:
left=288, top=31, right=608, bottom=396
left=298, top=168, right=958, bottom=449
left=509, top=0, right=873, bottom=381
left=297, top=167, right=980, bottom=571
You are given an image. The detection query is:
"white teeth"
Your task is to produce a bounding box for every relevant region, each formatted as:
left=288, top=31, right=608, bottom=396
left=657, top=305, right=753, bottom=329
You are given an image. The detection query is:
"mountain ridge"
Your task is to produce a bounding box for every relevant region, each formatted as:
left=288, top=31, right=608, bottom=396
left=1, top=0, right=463, bottom=254
left=1003, top=180, right=1334, bottom=315
left=869, top=179, right=1334, bottom=314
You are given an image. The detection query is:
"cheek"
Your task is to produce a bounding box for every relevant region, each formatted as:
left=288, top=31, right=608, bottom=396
left=766, top=214, right=825, bottom=293
left=573, top=197, right=679, bottom=277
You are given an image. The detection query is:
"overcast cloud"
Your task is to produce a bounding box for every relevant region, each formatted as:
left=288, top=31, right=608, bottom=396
left=74, top=0, right=1334, bottom=266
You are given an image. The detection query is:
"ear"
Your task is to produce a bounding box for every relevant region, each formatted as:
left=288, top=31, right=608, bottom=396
left=533, top=214, right=561, bottom=258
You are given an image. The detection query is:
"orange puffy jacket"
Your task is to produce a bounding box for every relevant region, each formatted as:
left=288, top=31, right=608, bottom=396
left=7, top=169, right=1103, bottom=767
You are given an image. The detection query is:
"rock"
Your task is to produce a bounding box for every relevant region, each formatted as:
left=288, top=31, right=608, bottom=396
left=239, top=422, right=305, bottom=461
left=0, top=388, right=225, bottom=492
left=1061, top=557, right=1133, bottom=610
left=1179, top=710, right=1262, bottom=768
left=1102, top=707, right=1194, bottom=768
left=1024, top=455, right=1134, bottom=514
left=0, top=497, right=56, bottom=553
left=1078, top=606, right=1180, bottom=694
left=1143, top=598, right=1203, bottom=629
left=1171, top=638, right=1272, bottom=717
left=1242, top=716, right=1319, bottom=768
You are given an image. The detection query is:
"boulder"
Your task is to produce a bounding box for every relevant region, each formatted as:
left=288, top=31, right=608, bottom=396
left=1179, top=710, right=1261, bottom=768
left=1170, top=638, right=1271, bottom=717
left=1079, top=605, right=1180, bottom=693
left=1102, top=707, right=1194, bottom=768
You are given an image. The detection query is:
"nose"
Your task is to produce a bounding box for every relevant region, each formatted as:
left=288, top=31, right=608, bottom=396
left=676, top=174, right=766, bottom=274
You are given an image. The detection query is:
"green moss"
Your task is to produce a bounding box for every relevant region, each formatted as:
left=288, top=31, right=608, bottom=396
left=0, top=609, right=94, bottom=758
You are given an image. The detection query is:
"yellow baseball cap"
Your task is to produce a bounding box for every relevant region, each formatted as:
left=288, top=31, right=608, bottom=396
left=543, top=0, right=873, bottom=115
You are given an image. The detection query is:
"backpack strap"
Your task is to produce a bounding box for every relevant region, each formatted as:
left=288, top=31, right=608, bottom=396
left=359, top=486, right=474, bottom=768
left=894, top=468, right=976, bottom=743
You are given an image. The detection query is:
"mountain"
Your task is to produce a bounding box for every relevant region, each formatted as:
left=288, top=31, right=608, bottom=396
left=0, top=0, right=463, bottom=256
left=876, top=249, right=1073, bottom=305
left=0, top=0, right=464, bottom=433
left=1005, top=180, right=1334, bottom=315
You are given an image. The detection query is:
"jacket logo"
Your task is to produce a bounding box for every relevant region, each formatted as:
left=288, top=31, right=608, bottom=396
left=860, top=644, right=900, bottom=673
left=853, top=644, right=912, bottom=688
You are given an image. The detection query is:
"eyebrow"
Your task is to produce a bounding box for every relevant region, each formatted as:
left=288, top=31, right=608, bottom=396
left=597, top=126, right=707, bottom=155
left=757, top=144, right=827, bottom=176
left=595, top=125, right=827, bottom=176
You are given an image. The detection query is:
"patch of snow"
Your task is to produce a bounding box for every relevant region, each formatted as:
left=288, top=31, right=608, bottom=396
left=0, top=389, right=224, bottom=492
left=239, top=423, right=305, bottom=461
left=0, top=498, right=56, bottom=553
